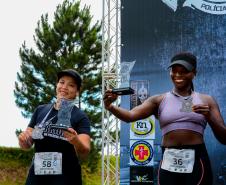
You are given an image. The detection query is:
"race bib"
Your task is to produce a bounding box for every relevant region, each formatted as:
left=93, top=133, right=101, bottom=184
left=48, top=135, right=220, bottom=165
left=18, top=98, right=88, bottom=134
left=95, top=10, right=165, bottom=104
left=34, top=152, right=62, bottom=175
left=161, top=148, right=195, bottom=173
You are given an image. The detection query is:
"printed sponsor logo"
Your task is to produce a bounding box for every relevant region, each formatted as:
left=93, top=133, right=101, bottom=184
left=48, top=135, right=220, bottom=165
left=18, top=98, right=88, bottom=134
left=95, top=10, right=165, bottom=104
left=130, top=166, right=154, bottom=184
left=130, top=140, right=153, bottom=165
left=133, top=175, right=151, bottom=182
left=131, top=118, right=154, bottom=136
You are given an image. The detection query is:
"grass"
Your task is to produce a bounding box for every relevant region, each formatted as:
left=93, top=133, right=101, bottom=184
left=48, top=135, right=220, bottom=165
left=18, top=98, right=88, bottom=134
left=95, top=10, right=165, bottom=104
left=0, top=147, right=117, bottom=185
left=0, top=160, right=28, bottom=185
left=0, top=157, right=101, bottom=185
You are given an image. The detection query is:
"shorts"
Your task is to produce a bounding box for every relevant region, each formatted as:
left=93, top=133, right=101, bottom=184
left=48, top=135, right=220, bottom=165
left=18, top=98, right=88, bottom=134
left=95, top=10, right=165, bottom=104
left=158, top=143, right=213, bottom=185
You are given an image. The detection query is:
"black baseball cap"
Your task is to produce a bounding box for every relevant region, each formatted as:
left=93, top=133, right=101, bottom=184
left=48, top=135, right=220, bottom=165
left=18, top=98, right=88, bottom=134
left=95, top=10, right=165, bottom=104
left=168, top=52, right=197, bottom=71
left=57, top=69, right=82, bottom=90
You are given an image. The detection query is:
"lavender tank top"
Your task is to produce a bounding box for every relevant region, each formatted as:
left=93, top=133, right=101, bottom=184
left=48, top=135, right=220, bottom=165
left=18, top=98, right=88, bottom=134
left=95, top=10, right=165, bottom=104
left=158, top=91, right=207, bottom=136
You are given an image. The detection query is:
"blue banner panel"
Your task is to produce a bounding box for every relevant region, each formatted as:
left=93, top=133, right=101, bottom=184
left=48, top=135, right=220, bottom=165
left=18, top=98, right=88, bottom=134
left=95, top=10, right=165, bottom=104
left=120, top=0, right=226, bottom=184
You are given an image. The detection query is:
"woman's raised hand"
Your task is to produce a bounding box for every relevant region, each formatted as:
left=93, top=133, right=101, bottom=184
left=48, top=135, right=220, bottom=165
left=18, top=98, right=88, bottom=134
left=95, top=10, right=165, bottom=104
left=103, top=89, right=118, bottom=110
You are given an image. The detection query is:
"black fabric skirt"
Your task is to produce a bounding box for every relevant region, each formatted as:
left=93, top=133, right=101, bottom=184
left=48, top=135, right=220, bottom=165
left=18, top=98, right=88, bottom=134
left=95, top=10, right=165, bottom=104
left=25, top=163, right=82, bottom=185
left=158, top=143, right=213, bottom=185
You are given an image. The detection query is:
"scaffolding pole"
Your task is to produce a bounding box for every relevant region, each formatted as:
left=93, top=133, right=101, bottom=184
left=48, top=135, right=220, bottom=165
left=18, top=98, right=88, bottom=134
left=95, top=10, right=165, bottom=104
left=101, top=0, right=121, bottom=184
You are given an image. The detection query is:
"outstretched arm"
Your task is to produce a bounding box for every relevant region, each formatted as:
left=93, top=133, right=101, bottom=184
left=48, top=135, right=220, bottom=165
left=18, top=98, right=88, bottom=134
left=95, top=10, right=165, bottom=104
left=192, top=95, right=226, bottom=144
left=103, top=89, right=163, bottom=122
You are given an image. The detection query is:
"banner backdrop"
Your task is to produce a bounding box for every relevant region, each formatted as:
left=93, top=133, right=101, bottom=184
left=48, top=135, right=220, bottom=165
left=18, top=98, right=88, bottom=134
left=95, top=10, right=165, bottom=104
left=120, top=0, right=226, bottom=184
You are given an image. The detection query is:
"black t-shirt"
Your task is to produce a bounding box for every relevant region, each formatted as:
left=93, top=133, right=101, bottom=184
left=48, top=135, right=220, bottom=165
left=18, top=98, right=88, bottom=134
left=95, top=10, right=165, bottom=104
left=26, top=103, right=90, bottom=185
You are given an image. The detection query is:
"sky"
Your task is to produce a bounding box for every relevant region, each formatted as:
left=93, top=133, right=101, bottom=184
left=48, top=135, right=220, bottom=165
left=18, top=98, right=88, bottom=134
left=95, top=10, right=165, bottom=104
left=0, top=0, right=102, bottom=147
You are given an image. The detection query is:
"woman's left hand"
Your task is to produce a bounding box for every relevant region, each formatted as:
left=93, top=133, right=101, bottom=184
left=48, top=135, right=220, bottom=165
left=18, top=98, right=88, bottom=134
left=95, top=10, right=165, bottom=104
left=63, top=127, right=91, bottom=159
left=192, top=104, right=210, bottom=117
left=63, top=128, right=78, bottom=144
left=193, top=95, right=226, bottom=145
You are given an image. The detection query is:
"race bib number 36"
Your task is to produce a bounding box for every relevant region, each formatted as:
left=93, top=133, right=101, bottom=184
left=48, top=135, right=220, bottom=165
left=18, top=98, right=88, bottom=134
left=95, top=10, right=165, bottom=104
left=34, top=152, right=62, bottom=175
left=161, top=148, right=195, bottom=173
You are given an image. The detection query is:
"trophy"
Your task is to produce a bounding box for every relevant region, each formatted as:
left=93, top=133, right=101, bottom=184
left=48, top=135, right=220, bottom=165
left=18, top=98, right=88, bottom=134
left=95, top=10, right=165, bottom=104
left=112, top=61, right=136, bottom=95
left=50, top=98, right=75, bottom=130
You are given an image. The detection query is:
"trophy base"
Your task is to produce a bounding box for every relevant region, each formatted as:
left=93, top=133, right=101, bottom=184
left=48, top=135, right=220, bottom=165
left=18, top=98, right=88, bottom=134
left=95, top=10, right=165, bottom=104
left=112, top=87, right=134, bottom=95
left=50, top=124, right=70, bottom=130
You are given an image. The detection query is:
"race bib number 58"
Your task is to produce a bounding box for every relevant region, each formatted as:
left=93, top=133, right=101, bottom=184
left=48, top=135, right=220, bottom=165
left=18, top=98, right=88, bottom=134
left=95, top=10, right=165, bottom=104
left=34, top=152, right=62, bottom=175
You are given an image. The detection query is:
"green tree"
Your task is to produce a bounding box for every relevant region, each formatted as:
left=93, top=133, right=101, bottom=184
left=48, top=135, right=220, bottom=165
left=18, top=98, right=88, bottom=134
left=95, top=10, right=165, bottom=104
left=14, top=0, right=102, bottom=170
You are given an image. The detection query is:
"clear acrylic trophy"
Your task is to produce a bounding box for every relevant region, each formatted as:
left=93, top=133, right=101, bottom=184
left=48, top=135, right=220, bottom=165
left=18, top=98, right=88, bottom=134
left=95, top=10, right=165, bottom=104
left=51, top=98, right=75, bottom=130
left=112, top=61, right=136, bottom=95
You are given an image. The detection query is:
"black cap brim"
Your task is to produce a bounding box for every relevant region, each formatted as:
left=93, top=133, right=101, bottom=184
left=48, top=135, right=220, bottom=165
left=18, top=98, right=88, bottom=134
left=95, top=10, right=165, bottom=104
left=168, top=60, right=194, bottom=71
left=57, top=69, right=82, bottom=89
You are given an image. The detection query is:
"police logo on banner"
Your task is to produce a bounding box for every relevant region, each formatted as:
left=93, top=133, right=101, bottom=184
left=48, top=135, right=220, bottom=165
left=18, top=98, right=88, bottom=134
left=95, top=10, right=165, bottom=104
left=162, top=0, right=226, bottom=15
left=130, top=140, right=154, bottom=166
left=130, top=115, right=155, bottom=139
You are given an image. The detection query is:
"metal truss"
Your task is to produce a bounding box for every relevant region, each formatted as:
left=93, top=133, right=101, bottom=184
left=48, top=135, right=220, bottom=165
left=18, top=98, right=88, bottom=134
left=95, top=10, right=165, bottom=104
left=101, top=0, right=121, bottom=184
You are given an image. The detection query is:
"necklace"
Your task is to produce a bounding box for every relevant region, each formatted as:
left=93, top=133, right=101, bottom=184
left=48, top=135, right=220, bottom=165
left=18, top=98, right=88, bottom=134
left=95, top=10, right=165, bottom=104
left=171, top=90, right=193, bottom=112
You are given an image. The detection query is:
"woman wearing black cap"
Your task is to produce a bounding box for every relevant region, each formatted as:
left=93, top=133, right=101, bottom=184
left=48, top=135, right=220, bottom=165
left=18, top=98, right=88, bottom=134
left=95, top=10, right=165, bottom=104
left=18, top=69, right=90, bottom=185
left=104, top=52, right=226, bottom=185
